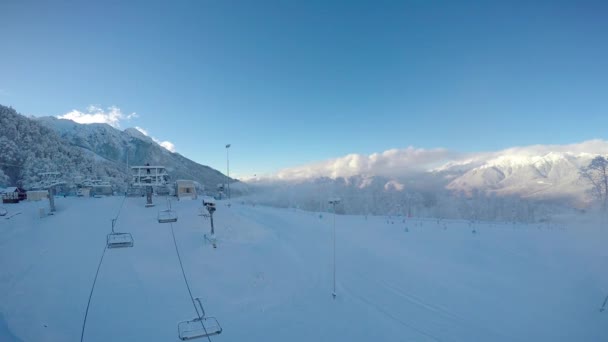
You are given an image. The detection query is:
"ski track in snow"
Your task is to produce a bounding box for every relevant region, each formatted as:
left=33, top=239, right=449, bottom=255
left=0, top=197, right=607, bottom=341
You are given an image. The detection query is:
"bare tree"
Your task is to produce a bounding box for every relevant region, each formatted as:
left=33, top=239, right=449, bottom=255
left=580, top=156, right=608, bottom=210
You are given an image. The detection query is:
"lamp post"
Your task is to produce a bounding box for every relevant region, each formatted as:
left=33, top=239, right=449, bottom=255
left=225, top=144, right=231, bottom=199
left=328, top=197, right=341, bottom=299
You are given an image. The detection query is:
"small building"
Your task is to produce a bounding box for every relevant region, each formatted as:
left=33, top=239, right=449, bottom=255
left=77, top=188, right=91, bottom=197
left=2, top=187, right=26, bottom=203
left=27, top=190, right=49, bottom=201
left=176, top=180, right=197, bottom=200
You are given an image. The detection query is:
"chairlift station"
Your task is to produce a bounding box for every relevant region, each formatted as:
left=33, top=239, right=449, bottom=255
left=130, top=166, right=170, bottom=187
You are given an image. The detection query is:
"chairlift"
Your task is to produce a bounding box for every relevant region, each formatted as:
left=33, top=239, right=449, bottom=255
left=107, top=219, right=134, bottom=248
left=178, top=298, right=222, bottom=340
left=158, top=198, right=178, bottom=223
left=600, top=294, right=608, bottom=312
left=158, top=210, right=178, bottom=223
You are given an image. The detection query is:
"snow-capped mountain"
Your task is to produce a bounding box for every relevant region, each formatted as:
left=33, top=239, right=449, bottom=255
left=248, top=142, right=608, bottom=211
left=0, top=105, right=110, bottom=189
left=444, top=152, right=597, bottom=203
left=0, top=104, right=232, bottom=191
left=36, top=116, right=232, bottom=191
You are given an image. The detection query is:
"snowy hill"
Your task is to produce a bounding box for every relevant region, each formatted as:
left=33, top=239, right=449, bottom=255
left=0, top=197, right=606, bottom=341
left=445, top=152, right=595, bottom=203
left=0, top=104, right=232, bottom=191
left=0, top=105, right=124, bottom=189
left=36, top=116, right=232, bottom=191
left=247, top=142, right=608, bottom=214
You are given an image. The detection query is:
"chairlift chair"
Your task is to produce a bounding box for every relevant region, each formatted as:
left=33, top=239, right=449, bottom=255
left=178, top=298, right=222, bottom=340
left=107, top=232, right=134, bottom=248
left=158, top=197, right=178, bottom=223
left=158, top=209, right=178, bottom=223
left=106, top=219, right=134, bottom=248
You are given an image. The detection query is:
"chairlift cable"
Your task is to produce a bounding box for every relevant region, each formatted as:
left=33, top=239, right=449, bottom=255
left=79, top=244, right=107, bottom=342
left=169, top=222, right=213, bottom=342
left=600, top=294, right=608, bottom=312
left=80, top=195, right=128, bottom=342
left=113, top=195, right=128, bottom=227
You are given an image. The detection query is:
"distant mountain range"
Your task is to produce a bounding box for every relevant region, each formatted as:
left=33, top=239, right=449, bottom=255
left=0, top=104, right=231, bottom=192
left=247, top=142, right=607, bottom=211
left=2, top=103, right=604, bottom=212
left=440, top=152, right=594, bottom=203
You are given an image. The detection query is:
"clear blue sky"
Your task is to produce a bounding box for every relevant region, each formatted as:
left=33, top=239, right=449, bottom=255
left=1, top=0, right=607, bottom=178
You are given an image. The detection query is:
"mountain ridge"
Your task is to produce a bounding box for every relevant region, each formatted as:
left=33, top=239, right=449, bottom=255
left=0, top=104, right=232, bottom=192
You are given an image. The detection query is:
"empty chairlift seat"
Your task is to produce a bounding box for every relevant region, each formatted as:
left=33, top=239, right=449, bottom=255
left=178, top=298, right=222, bottom=340
left=158, top=209, right=178, bottom=223
left=106, top=218, right=134, bottom=248
left=158, top=197, right=178, bottom=223
left=106, top=232, right=134, bottom=248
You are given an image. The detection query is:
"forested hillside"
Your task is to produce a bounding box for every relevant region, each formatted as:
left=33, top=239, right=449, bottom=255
left=0, top=105, right=231, bottom=191
left=0, top=105, right=121, bottom=188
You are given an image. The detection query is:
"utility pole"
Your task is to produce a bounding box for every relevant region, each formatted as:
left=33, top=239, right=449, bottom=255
left=226, top=144, right=231, bottom=199
left=328, top=197, right=341, bottom=299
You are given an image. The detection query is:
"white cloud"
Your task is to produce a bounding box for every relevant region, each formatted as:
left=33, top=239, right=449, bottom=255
left=134, top=126, right=149, bottom=136
left=491, top=139, right=608, bottom=156
left=272, top=146, right=454, bottom=181
left=159, top=141, right=176, bottom=153
left=133, top=126, right=176, bottom=153
left=58, top=105, right=137, bottom=128
left=264, top=140, right=608, bottom=182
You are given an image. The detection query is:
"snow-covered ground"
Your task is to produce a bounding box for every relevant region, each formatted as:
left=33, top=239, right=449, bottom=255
left=1, top=196, right=607, bottom=341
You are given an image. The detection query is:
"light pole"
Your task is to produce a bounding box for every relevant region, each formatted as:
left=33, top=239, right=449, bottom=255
left=328, top=197, right=341, bottom=299
left=225, top=144, right=231, bottom=199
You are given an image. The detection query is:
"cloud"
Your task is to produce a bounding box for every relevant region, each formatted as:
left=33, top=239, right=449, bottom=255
left=262, top=140, right=608, bottom=182
left=134, top=126, right=176, bottom=153
left=272, top=147, right=455, bottom=181
left=58, top=105, right=137, bottom=128
left=159, top=141, right=176, bottom=153
left=492, top=139, right=608, bottom=156
left=134, top=126, right=149, bottom=136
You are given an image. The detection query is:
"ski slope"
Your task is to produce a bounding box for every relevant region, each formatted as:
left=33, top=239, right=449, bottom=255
left=1, top=196, right=607, bottom=341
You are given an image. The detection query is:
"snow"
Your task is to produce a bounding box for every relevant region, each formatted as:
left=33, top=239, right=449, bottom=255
left=1, top=197, right=607, bottom=341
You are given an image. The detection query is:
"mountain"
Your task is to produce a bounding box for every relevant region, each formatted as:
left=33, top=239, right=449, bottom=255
left=36, top=116, right=233, bottom=191
left=0, top=104, right=232, bottom=192
left=443, top=152, right=595, bottom=203
left=244, top=145, right=606, bottom=218
left=0, top=105, right=118, bottom=189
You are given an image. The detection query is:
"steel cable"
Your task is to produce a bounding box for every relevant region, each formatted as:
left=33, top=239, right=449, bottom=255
left=170, top=222, right=212, bottom=342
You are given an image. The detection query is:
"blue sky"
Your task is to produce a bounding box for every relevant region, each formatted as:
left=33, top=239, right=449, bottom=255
left=1, top=1, right=607, bottom=178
